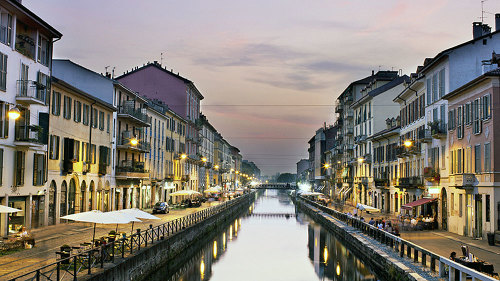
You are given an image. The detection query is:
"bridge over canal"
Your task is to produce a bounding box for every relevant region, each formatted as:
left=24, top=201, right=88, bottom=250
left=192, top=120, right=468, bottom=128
left=252, top=183, right=297, bottom=189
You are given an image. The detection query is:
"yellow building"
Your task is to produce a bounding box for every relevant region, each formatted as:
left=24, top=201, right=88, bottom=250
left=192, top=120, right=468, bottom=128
left=47, top=77, right=115, bottom=224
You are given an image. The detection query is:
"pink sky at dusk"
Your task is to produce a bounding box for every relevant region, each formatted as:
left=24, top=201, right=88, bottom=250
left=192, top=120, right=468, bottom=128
left=26, top=0, right=500, bottom=175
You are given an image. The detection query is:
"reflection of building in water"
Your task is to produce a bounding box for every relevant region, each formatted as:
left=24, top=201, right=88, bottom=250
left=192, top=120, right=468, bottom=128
left=307, top=223, right=377, bottom=281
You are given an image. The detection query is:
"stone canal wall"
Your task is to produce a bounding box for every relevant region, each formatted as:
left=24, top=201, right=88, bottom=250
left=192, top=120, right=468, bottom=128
left=85, top=193, right=255, bottom=281
left=294, top=197, right=429, bottom=281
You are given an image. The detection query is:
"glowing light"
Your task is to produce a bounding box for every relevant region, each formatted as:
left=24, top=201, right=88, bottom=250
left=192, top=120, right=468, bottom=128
left=234, top=220, right=238, bottom=232
left=315, top=238, right=317, bottom=247
left=214, top=165, right=219, bottom=169
left=213, top=241, right=217, bottom=258
left=336, top=263, right=341, bottom=276
left=357, top=157, right=365, bottom=163
left=202, top=157, right=207, bottom=162
left=181, top=154, right=187, bottom=159
left=235, top=171, right=240, bottom=174
left=229, top=225, right=233, bottom=240
left=200, top=260, right=205, bottom=277
left=230, top=168, right=234, bottom=172
left=223, top=232, right=226, bottom=249
left=404, top=140, right=413, bottom=148
left=324, top=163, right=330, bottom=169
left=323, top=246, right=328, bottom=264
left=8, top=107, right=20, bottom=120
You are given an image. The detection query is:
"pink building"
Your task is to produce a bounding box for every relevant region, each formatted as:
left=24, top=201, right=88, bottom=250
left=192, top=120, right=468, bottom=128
left=443, top=68, right=500, bottom=239
left=116, top=61, right=204, bottom=158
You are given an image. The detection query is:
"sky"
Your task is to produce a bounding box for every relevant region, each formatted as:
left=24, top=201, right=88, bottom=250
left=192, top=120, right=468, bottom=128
left=26, top=0, right=500, bottom=176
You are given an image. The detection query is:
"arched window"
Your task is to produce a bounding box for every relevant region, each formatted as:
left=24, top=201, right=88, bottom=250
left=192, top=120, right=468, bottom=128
left=89, top=181, right=95, bottom=210
left=68, top=179, right=76, bottom=215
left=60, top=181, right=68, bottom=217
left=80, top=181, right=86, bottom=212
left=48, top=181, right=57, bottom=225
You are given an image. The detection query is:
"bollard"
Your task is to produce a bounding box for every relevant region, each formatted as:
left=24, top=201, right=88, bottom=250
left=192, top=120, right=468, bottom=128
left=414, top=248, right=418, bottom=263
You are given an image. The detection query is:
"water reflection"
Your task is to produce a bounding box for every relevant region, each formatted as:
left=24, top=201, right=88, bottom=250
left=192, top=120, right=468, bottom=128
left=147, top=190, right=377, bottom=281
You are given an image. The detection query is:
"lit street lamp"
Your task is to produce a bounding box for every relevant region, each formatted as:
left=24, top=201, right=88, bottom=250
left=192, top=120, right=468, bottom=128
left=8, top=107, right=20, bottom=120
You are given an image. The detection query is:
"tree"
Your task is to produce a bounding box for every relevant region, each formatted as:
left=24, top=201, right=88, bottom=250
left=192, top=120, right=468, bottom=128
left=276, top=173, right=296, bottom=183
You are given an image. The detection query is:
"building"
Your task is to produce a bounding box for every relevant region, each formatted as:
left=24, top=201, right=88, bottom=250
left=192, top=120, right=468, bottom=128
left=198, top=114, right=216, bottom=190
left=116, top=61, right=204, bottom=192
left=443, top=68, right=499, bottom=238
left=0, top=0, right=62, bottom=236
left=296, top=159, right=309, bottom=184
left=47, top=77, right=115, bottom=226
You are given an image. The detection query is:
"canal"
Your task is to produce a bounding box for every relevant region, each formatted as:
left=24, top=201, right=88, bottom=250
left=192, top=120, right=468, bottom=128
left=146, top=190, right=378, bottom=281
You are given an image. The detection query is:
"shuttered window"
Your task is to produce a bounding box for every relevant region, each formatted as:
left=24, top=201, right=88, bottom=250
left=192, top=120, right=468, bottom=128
left=49, top=135, right=60, bottom=160
left=0, top=103, right=9, bottom=138
left=14, top=150, right=25, bottom=186
left=0, top=52, right=7, bottom=91
left=439, top=69, right=445, bottom=98
left=51, top=91, right=61, bottom=116
left=33, top=153, right=45, bottom=186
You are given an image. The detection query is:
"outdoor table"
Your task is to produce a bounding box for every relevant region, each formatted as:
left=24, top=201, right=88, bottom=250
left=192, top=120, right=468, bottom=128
left=456, top=257, right=495, bottom=275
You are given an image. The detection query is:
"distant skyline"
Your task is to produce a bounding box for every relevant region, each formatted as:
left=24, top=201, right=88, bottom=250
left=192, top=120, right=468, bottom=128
left=27, top=0, right=500, bottom=175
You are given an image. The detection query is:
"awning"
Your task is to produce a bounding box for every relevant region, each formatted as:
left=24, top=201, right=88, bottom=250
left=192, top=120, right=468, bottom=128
left=401, top=198, right=437, bottom=210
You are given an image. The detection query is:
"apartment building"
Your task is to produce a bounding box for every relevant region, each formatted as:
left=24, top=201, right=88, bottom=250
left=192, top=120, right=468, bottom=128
left=443, top=68, right=499, bottom=238
left=198, top=114, right=216, bottom=190
left=0, top=0, right=61, bottom=235
left=116, top=61, right=204, bottom=192
left=48, top=77, right=115, bottom=225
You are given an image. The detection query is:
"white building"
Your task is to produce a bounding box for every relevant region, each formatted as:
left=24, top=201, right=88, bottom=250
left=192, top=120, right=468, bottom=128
left=0, top=0, right=61, bottom=236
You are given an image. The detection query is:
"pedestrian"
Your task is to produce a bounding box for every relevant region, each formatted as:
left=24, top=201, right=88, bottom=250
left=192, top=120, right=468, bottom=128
left=368, top=218, right=375, bottom=225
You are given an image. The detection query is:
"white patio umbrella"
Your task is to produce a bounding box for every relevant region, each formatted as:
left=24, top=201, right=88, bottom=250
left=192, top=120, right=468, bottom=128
left=204, top=187, right=221, bottom=193
left=356, top=203, right=381, bottom=213
left=0, top=205, right=22, bottom=213
left=61, top=210, right=141, bottom=243
left=114, top=208, right=160, bottom=234
left=170, top=190, right=201, bottom=196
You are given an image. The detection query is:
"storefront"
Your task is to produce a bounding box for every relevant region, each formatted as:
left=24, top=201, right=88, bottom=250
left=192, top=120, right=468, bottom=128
left=8, top=197, right=27, bottom=234
left=31, top=195, right=45, bottom=229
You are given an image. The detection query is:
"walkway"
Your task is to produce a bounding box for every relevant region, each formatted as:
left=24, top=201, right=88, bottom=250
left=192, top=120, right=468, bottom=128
left=328, top=201, right=500, bottom=273
left=0, top=202, right=221, bottom=280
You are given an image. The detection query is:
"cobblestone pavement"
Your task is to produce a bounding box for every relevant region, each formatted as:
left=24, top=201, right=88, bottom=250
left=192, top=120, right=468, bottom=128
left=328, top=202, right=500, bottom=274
left=0, top=201, right=221, bottom=280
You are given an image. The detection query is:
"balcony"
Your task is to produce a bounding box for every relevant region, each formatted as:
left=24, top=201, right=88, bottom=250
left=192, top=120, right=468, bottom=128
left=117, top=102, right=150, bottom=127
left=397, top=176, right=424, bottom=188
left=115, top=161, right=149, bottom=179
left=428, top=121, right=447, bottom=139
left=335, top=104, right=343, bottom=113
left=374, top=178, right=389, bottom=188
left=16, top=80, right=47, bottom=105
left=345, top=144, right=354, bottom=151
left=346, top=95, right=353, bottom=103
left=14, top=125, right=44, bottom=148
left=418, top=129, right=432, bottom=143
left=396, top=146, right=408, bottom=158
left=346, top=128, right=354, bottom=135
left=408, top=142, right=422, bottom=155
left=346, top=110, right=354, bottom=119
left=355, top=135, right=367, bottom=143
left=451, top=173, right=476, bottom=189
left=117, top=131, right=150, bottom=152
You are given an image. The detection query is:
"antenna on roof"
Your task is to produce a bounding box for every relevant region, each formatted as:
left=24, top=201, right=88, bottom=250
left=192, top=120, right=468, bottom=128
left=161, top=52, right=165, bottom=65
left=481, top=0, right=487, bottom=23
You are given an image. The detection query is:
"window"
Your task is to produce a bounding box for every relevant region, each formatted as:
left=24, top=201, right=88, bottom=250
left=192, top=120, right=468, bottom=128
left=459, top=194, right=463, bottom=217
left=426, top=78, right=431, bottom=105
left=457, top=148, right=462, bottom=174
left=0, top=12, right=12, bottom=46
left=465, top=102, right=471, bottom=125
left=63, top=96, right=72, bottom=119
left=82, top=104, right=89, bottom=125
left=484, top=143, right=491, bottom=172
left=475, top=145, right=481, bottom=173
left=92, top=108, right=97, bottom=128
left=0, top=148, right=3, bottom=185
left=14, top=150, right=25, bottom=186
left=36, top=72, right=49, bottom=103
left=457, top=106, right=463, bottom=139
left=37, top=35, right=50, bottom=66
left=486, top=194, right=490, bottom=222
left=451, top=193, right=454, bottom=212
left=52, top=91, right=61, bottom=116
left=0, top=52, right=7, bottom=91
left=98, top=111, right=104, bottom=131
left=439, top=69, right=445, bottom=98
left=15, top=20, right=35, bottom=59
left=432, top=73, right=438, bottom=102
left=49, top=135, right=60, bottom=160
left=482, top=94, right=491, bottom=120
left=472, top=99, right=482, bottom=134
left=0, top=103, right=9, bottom=138
left=442, top=145, right=446, bottom=168
left=33, top=153, right=45, bottom=186
left=19, top=63, right=28, bottom=96
left=106, top=114, right=110, bottom=133
left=74, top=101, right=81, bottom=123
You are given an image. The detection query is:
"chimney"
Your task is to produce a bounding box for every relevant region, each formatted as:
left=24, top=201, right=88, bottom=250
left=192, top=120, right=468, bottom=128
left=496, top=13, right=500, bottom=32
left=473, top=22, right=491, bottom=39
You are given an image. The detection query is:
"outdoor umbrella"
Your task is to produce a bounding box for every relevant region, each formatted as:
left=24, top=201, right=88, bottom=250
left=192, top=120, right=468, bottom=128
left=61, top=210, right=141, bottom=243
left=0, top=205, right=22, bottom=213
left=356, top=203, right=381, bottom=213
left=170, top=190, right=201, bottom=196
left=114, top=208, right=160, bottom=234
left=204, top=187, right=221, bottom=193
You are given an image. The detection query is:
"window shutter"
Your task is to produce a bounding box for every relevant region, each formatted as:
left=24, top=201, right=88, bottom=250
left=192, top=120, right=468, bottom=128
left=39, top=112, right=49, bottom=145
left=426, top=79, right=431, bottom=105
left=56, top=136, right=60, bottom=160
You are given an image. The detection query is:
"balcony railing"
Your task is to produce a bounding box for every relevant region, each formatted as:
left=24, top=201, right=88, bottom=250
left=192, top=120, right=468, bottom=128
left=16, top=80, right=47, bottom=104
left=14, top=125, right=43, bottom=145
left=374, top=178, right=389, bottom=187
left=346, top=110, right=354, bottom=119
left=117, top=131, right=150, bottom=151
left=418, top=129, right=432, bottom=143
left=428, top=121, right=447, bottom=139
left=346, top=128, right=354, bottom=135
left=118, top=105, right=149, bottom=125
left=116, top=161, right=148, bottom=174
left=452, top=173, right=476, bottom=189
left=335, top=104, right=343, bottom=113
left=397, top=176, right=424, bottom=188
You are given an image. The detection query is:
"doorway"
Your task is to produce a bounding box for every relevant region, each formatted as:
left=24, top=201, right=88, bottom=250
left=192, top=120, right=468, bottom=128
left=441, top=188, right=448, bottom=231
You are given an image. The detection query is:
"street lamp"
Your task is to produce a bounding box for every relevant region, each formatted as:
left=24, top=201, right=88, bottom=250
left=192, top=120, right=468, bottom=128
left=214, top=165, right=219, bottom=170
left=8, top=107, right=20, bottom=120
left=357, top=157, right=364, bottom=163
left=324, top=163, right=330, bottom=169
left=404, top=140, right=413, bottom=148
left=130, top=137, right=138, bottom=146
left=180, top=153, right=187, bottom=159
left=202, top=157, right=207, bottom=163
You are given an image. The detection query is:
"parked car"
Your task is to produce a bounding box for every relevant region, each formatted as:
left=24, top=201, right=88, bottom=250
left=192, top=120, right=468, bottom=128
left=152, top=202, right=169, bottom=214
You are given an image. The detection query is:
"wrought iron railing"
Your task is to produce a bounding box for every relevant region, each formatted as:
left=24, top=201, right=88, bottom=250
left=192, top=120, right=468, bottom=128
left=9, top=192, right=253, bottom=281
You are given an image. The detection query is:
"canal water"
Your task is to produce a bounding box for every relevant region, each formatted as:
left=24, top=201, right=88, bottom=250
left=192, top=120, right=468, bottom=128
left=147, top=190, right=378, bottom=281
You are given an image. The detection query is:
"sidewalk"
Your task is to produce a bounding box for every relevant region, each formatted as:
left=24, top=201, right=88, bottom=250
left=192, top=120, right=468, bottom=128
left=327, top=201, right=500, bottom=272
left=0, top=202, right=221, bottom=280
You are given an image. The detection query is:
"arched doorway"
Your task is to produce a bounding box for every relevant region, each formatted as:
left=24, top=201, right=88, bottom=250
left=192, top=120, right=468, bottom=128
left=441, top=188, right=448, bottom=231
left=80, top=181, right=86, bottom=212
left=103, top=181, right=110, bottom=212
left=68, top=179, right=76, bottom=215
left=97, top=181, right=103, bottom=211
left=48, top=181, right=57, bottom=225
left=60, top=181, right=68, bottom=217
left=394, top=193, right=399, bottom=213
left=89, top=181, right=95, bottom=210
